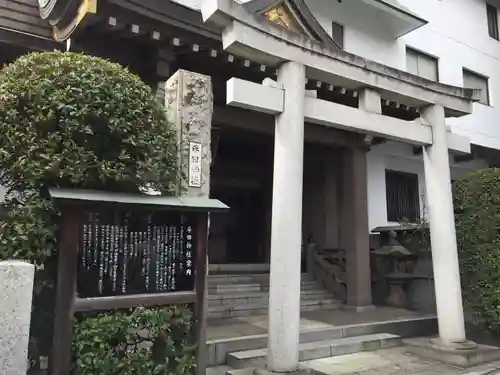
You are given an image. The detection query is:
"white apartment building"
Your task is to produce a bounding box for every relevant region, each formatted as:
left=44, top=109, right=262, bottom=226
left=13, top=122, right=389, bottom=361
left=307, top=0, right=500, bottom=229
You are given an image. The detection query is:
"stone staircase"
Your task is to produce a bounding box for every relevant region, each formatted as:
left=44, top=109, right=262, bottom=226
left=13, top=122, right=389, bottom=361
left=207, top=272, right=342, bottom=319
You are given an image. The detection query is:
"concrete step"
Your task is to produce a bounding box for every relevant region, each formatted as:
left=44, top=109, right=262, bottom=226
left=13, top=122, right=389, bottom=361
left=223, top=368, right=254, bottom=375
left=209, top=283, right=263, bottom=294
left=209, top=264, right=270, bottom=273
left=208, top=273, right=313, bottom=285
left=209, top=280, right=323, bottom=294
left=208, top=290, right=334, bottom=307
left=226, top=333, right=401, bottom=369
left=208, top=299, right=342, bottom=319
left=206, top=366, right=231, bottom=375
left=206, top=316, right=438, bottom=366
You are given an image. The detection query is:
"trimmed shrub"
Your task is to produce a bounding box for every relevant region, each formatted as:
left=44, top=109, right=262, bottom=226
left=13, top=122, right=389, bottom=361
left=0, top=52, right=179, bottom=368
left=0, top=51, right=178, bottom=264
left=454, top=168, right=500, bottom=332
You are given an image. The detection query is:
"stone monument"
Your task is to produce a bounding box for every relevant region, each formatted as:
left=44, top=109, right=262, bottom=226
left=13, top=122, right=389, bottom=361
left=164, top=69, right=213, bottom=198
left=164, top=69, right=213, bottom=374
left=0, top=260, right=35, bottom=375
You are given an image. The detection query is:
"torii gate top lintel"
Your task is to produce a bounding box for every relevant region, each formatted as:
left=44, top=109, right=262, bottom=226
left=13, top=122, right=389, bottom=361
left=201, top=0, right=480, bottom=118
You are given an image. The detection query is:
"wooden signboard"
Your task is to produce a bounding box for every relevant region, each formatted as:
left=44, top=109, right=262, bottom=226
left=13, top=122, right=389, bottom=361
left=48, top=188, right=228, bottom=375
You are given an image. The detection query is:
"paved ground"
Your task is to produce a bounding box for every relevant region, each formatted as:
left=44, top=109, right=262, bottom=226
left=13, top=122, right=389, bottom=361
left=301, top=347, right=500, bottom=375
left=206, top=347, right=500, bottom=375
left=206, top=307, right=500, bottom=374
left=207, top=307, right=433, bottom=341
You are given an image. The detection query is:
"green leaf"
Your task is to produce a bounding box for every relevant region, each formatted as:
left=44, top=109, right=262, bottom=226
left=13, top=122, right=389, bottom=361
left=455, top=168, right=500, bottom=334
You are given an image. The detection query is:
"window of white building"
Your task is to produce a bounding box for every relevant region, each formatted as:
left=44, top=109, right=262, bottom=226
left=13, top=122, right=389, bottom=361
left=487, top=4, right=499, bottom=40
left=385, top=169, right=420, bottom=223
left=406, top=48, right=439, bottom=82
left=331, top=21, right=344, bottom=49
left=463, top=69, right=490, bottom=105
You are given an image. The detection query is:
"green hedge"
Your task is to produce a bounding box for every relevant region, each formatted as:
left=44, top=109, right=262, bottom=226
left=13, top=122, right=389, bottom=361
left=73, top=306, right=195, bottom=375
left=454, top=168, right=500, bottom=332
left=0, top=52, right=179, bottom=369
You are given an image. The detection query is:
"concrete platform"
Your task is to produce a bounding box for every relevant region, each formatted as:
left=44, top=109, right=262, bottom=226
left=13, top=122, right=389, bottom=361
left=206, top=307, right=437, bottom=366
left=207, top=307, right=435, bottom=341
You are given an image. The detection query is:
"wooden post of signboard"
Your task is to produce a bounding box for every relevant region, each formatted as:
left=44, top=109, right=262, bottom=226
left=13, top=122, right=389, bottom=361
left=51, top=206, right=80, bottom=375
left=195, top=212, right=208, bottom=375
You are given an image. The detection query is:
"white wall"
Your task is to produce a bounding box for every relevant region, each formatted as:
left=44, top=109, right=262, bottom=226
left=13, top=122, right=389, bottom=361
left=367, top=141, right=488, bottom=230
left=305, top=0, right=500, bottom=151
left=304, top=0, right=405, bottom=68
left=173, top=0, right=253, bottom=11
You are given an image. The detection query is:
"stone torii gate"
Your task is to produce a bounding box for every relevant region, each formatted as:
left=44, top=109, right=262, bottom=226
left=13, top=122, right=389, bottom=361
left=202, top=0, right=499, bottom=371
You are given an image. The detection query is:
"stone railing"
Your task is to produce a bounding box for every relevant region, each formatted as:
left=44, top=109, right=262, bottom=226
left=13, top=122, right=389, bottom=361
left=305, top=244, right=347, bottom=302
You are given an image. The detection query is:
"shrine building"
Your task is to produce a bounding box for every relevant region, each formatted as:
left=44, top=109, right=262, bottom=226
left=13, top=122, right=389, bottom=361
left=2, top=0, right=500, bottom=372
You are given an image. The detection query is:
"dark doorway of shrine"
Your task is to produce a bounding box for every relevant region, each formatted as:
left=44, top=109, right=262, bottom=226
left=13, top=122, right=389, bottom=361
left=208, top=127, right=274, bottom=265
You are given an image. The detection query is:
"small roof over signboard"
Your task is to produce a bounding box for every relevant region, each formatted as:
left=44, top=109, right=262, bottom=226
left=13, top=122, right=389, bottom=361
left=48, top=188, right=230, bottom=212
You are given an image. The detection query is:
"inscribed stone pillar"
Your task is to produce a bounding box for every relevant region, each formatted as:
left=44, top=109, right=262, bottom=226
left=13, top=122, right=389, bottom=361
left=165, top=70, right=213, bottom=197
left=422, top=104, right=466, bottom=343
left=340, top=146, right=373, bottom=309
left=165, top=70, right=212, bottom=375
left=0, top=260, right=35, bottom=375
left=268, top=61, right=305, bottom=373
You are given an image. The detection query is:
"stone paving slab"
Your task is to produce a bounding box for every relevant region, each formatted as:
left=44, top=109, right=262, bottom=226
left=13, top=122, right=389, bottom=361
left=300, top=347, right=500, bottom=375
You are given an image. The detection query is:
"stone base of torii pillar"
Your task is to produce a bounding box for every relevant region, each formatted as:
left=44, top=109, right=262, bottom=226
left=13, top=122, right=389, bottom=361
left=405, top=337, right=500, bottom=368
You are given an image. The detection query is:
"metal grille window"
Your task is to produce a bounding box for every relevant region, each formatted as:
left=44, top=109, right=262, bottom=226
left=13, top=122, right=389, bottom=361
left=385, top=169, right=420, bottom=222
